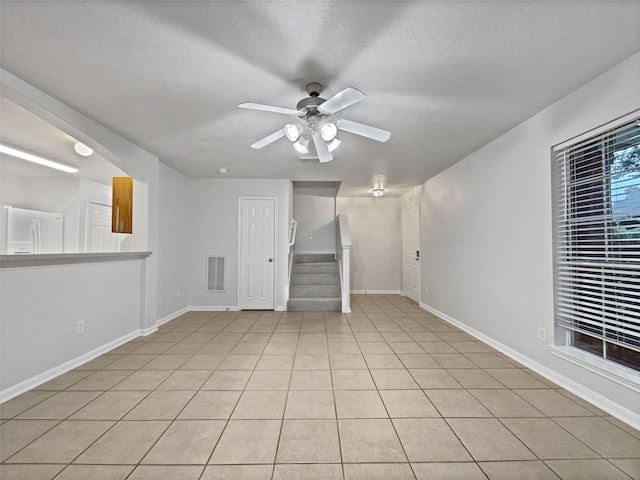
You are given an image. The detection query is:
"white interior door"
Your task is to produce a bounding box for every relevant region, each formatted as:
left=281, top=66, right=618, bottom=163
left=87, top=201, right=120, bottom=252
left=239, top=198, right=275, bottom=310
left=403, top=204, right=420, bottom=303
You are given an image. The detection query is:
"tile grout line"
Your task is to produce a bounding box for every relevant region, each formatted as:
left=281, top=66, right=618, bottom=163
left=270, top=318, right=299, bottom=480
left=368, top=310, right=419, bottom=480
left=267, top=319, right=300, bottom=480
left=200, top=314, right=267, bottom=477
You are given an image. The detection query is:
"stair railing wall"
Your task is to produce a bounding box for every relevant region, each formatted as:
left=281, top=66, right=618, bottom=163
left=334, top=214, right=352, bottom=313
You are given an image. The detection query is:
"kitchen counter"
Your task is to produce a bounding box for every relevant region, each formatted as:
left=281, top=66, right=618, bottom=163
left=0, top=251, right=152, bottom=269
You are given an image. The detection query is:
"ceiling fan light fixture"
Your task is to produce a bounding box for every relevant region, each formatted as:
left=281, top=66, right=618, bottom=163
left=320, top=122, right=337, bottom=141
left=241, top=83, right=391, bottom=161
left=284, top=123, right=303, bottom=142
left=293, top=136, right=310, bottom=154
left=327, top=138, right=341, bottom=152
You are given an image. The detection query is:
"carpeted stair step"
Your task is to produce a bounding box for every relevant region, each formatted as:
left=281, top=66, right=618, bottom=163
left=290, top=284, right=342, bottom=298
left=292, top=262, right=339, bottom=274
left=287, top=297, right=342, bottom=312
left=290, top=273, right=340, bottom=285
left=293, top=253, right=336, bottom=263
left=288, top=253, right=342, bottom=312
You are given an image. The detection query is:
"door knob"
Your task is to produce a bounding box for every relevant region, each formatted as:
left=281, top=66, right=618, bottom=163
left=268, top=258, right=273, bottom=262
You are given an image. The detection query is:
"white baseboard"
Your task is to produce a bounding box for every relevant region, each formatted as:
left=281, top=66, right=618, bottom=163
left=156, top=307, right=188, bottom=326
left=275, top=306, right=286, bottom=312
left=0, top=330, right=142, bottom=404
left=188, top=306, right=241, bottom=311
left=139, top=325, right=158, bottom=336
left=351, top=290, right=403, bottom=295
left=420, top=302, right=640, bottom=431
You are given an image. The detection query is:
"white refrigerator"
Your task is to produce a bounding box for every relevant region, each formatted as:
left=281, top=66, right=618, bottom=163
left=5, top=206, right=64, bottom=254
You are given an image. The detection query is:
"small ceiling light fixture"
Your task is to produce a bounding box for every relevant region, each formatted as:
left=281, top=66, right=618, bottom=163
left=0, top=143, right=79, bottom=173
left=371, top=185, right=386, bottom=197
left=218, top=167, right=228, bottom=174
left=284, top=123, right=303, bottom=142
left=73, top=141, right=93, bottom=157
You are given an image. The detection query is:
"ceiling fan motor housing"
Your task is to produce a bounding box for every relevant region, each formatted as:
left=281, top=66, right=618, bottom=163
left=296, top=82, right=328, bottom=115
left=296, top=96, right=326, bottom=115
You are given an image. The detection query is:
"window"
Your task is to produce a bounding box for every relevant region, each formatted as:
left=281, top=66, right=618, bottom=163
left=553, top=114, right=640, bottom=373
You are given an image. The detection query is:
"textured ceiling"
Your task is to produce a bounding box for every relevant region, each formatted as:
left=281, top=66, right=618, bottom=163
left=1, top=1, right=639, bottom=196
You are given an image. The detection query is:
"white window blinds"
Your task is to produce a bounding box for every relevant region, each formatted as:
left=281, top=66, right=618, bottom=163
left=553, top=115, right=640, bottom=356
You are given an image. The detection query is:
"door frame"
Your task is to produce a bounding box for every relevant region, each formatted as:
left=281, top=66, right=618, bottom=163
left=237, top=196, right=278, bottom=310
left=402, top=203, right=421, bottom=303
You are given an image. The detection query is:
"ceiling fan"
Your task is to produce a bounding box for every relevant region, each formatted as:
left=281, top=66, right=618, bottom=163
left=239, top=82, right=391, bottom=163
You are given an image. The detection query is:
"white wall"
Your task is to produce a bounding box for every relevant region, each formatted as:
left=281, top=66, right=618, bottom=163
left=1, top=258, right=145, bottom=394
left=156, top=163, right=190, bottom=320
left=292, top=185, right=336, bottom=253
left=0, top=171, right=25, bottom=206
left=22, top=178, right=78, bottom=210
left=336, top=196, right=402, bottom=292
left=419, top=52, right=640, bottom=420
left=187, top=178, right=291, bottom=310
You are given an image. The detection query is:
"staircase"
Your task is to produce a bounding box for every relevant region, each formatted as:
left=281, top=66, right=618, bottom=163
left=287, top=254, right=342, bottom=312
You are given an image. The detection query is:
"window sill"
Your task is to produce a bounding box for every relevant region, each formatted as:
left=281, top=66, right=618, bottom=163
left=549, top=345, right=640, bottom=394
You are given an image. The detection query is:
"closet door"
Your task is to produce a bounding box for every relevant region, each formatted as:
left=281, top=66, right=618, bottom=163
left=239, top=198, right=275, bottom=310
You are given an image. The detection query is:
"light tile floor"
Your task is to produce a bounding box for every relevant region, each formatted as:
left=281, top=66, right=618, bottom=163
left=1, top=294, right=640, bottom=479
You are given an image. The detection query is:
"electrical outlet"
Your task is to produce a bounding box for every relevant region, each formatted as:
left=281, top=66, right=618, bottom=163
left=424, top=286, right=429, bottom=294
left=76, top=320, right=85, bottom=335
left=176, top=289, right=181, bottom=298
left=537, top=327, right=546, bottom=342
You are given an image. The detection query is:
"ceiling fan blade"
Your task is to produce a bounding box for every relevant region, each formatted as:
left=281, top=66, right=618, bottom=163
left=250, top=128, right=286, bottom=149
left=336, top=118, right=391, bottom=142
left=239, top=102, right=301, bottom=116
left=312, top=131, right=333, bottom=163
left=317, top=87, right=366, bottom=115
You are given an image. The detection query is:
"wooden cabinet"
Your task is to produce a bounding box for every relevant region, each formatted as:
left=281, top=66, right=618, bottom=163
left=112, top=177, right=133, bottom=234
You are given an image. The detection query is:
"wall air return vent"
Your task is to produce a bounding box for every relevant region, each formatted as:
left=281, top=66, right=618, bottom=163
left=206, top=256, right=226, bottom=292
